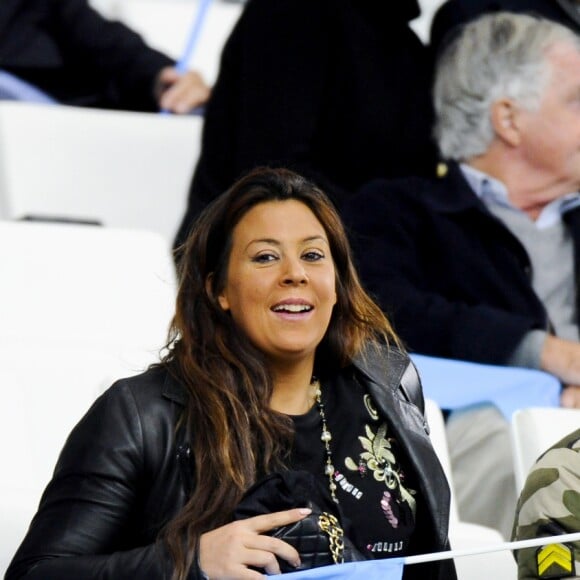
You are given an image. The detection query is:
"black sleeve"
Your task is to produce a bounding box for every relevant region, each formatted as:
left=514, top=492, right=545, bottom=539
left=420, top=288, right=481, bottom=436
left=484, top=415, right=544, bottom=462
left=343, top=181, right=539, bottom=365
left=49, top=0, right=174, bottom=110
left=5, top=383, right=197, bottom=580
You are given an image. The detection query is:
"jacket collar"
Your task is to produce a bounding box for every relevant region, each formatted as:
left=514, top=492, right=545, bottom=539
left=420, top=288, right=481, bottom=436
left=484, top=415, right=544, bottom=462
left=436, top=162, right=580, bottom=266
left=351, top=345, right=410, bottom=395
left=420, top=161, right=491, bottom=215
left=161, top=369, right=188, bottom=406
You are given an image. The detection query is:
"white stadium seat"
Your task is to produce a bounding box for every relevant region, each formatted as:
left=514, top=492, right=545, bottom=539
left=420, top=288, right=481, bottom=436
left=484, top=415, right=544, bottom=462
left=0, top=101, right=202, bottom=244
left=511, top=407, right=580, bottom=493
left=0, top=220, right=176, bottom=574
left=425, top=399, right=518, bottom=579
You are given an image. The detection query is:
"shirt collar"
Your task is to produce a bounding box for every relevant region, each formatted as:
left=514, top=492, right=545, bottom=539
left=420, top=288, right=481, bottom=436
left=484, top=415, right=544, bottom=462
left=460, top=163, right=580, bottom=230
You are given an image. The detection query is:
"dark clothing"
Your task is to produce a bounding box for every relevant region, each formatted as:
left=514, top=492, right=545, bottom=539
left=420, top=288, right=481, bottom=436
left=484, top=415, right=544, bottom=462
left=174, top=0, right=436, bottom=249
left=292, top=373, right=418, bottom=561
left=0, top=0, right=174, bottom=111
left=6, top=347, right=455, bottom=580
left=430, top=0, right=580, bottom=57
left=343, top=163, right=580, bottom=365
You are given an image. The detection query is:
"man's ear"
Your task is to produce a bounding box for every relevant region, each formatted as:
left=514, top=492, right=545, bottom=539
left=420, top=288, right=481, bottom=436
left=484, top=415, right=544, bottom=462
left=491, top=98, right=522, bottom=147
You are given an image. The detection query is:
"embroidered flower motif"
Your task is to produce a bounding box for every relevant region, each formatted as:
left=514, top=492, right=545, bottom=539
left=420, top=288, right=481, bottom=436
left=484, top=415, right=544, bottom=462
left=345, top=421, right=416, bottom=514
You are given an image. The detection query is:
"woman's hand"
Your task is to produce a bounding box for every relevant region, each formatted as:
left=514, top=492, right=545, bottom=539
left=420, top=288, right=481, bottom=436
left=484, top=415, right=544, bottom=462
left=199, top=507, right=312, bottom=579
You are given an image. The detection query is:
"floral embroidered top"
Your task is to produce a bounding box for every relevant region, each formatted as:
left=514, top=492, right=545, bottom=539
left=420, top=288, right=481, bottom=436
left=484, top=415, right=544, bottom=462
left=290, top=374, right=418, bottom=559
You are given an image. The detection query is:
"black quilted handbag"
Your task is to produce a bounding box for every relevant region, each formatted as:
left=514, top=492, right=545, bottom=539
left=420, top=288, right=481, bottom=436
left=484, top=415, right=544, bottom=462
left=233, top=470, right=366, bottom=573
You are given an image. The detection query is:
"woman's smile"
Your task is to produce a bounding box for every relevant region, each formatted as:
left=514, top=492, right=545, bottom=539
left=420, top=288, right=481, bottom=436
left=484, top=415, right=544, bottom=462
left=270, top=298, right=314, bottom=320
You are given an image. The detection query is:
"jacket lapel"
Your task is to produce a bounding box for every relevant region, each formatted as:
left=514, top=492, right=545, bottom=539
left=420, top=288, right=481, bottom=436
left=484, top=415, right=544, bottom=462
left=354, top=347, right=450, bottom=549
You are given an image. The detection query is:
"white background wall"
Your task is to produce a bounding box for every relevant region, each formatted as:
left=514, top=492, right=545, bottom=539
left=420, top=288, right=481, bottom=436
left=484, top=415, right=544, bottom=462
left=89, top=0, right=448, bottom=51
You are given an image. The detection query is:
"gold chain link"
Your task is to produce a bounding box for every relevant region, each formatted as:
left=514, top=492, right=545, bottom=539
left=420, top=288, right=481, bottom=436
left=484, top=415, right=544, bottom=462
left=318, top=512, right=345, bottom=564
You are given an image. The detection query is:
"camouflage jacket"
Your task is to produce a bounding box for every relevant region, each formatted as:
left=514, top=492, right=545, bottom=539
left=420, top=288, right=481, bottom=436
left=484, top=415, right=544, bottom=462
left=512, top=428, right=580, bottom=579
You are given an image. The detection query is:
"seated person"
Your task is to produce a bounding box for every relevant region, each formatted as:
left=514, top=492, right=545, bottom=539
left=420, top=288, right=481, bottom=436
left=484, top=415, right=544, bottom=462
left=430, top=0, right=580, bottom=58
left=5, top=167, right=456, bottom=580
left=0, top=0, right=209, bottom=113
left=512, top=428, right=580, bottom=579
left=174, top=0, right=437, bottom=250
left=343, top=12, right=580, bottom=537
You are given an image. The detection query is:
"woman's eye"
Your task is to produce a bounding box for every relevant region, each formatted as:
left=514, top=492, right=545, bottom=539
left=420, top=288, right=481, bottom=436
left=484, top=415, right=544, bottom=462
left=302, top=250, right=324, bottom=262
left=252, top=252, right=277, bottom=264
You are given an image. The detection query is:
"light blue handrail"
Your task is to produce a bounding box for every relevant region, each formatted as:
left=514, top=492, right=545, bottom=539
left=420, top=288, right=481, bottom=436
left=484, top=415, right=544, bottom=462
left=160, top=0, right=214, bottom=115
left=175, top=0, right=214, bottom=74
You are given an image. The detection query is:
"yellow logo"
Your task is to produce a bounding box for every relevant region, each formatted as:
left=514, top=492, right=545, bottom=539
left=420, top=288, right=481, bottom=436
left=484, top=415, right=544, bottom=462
left=536, top=543, right=574, bottom=578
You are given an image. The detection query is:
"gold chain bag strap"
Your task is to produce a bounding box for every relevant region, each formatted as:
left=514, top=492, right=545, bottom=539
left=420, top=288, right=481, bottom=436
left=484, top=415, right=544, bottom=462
left=318, top=512, right=345, bottom=564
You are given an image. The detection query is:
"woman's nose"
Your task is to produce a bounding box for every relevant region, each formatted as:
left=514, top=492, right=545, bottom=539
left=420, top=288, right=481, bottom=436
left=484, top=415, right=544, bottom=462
left=281, top=258, right=308, bottom=285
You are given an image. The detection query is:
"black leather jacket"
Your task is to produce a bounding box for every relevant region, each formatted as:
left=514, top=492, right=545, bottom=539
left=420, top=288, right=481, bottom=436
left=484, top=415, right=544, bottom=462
left=6, top=347, right=455, bottom=580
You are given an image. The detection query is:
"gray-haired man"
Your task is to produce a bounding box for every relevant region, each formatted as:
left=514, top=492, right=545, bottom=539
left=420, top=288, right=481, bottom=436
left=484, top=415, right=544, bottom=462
left=344, top=12, right=580, bottom=537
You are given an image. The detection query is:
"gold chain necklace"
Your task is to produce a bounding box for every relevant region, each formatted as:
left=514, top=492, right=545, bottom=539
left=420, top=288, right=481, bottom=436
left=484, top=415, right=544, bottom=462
left=312, top=377, right=339, bottom=504
left=311, top=377, right=345, bottom=564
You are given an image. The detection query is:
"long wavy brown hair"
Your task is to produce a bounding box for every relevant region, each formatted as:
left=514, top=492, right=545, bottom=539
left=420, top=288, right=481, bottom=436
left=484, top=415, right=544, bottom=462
left=162, top=167, right=398, bottom=579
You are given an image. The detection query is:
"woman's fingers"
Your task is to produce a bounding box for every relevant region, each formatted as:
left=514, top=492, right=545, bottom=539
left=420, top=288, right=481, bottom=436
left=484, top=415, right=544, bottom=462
left=248, top=507, right=312, bottom=534
left=199, top=508, right=311, bottom=578
left=243, top=530, right=304, bottom=570
left=244, top=546, right=282, bottom=575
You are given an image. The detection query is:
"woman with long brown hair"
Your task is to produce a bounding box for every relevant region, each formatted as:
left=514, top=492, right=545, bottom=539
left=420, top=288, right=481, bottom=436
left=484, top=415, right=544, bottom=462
left=6, top=167, right=455, bottom=580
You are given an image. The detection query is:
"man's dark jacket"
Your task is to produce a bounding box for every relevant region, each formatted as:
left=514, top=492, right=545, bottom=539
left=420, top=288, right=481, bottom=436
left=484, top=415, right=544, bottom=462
left=174, top=0, right=436, bottom=249
left=343, top=163, right=580, bottom=365
left=0, top=0, right=174, bottom=111
left=6, top=348, right=455, bottom=580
